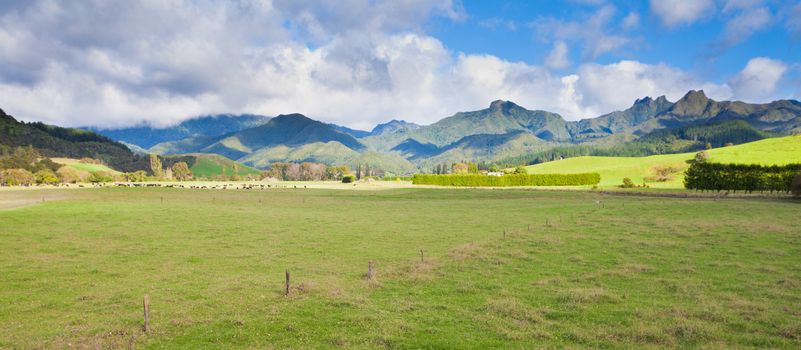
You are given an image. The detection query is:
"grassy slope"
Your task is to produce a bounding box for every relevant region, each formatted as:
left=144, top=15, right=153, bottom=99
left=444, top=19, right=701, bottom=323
left=188, top=154, right=261, bottom=178
left=525, top=135, right=801, bottom=187
left=51, top=158, right=122, bottom=174
left=1, top=188, right=800, bottom=348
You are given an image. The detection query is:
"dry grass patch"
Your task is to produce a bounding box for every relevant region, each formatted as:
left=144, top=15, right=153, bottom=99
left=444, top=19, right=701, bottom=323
left=558, top=287, right=622, bottom=304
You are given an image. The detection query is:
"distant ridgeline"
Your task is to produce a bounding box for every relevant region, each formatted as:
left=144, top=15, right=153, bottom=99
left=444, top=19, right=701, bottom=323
left=496, top=120, right=780, bottom=167
left=84, top=90, right=801, bottom=174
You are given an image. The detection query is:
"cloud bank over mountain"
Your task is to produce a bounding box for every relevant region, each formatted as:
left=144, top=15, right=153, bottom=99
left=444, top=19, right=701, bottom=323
left=0, top=0, right=797, bottom=130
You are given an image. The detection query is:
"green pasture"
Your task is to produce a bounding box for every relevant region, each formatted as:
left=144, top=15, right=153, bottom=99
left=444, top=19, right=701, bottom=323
left=0, top=188, right=800, bottom=348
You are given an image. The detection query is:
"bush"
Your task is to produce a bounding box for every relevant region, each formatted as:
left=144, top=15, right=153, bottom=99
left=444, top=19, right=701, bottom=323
left=684, top=162, right=801, bottom=193
left=125, top=170, right=148, bottom=182
left=792, top=173, right=801, bottom=197
left=621, top=177, right=636, bottom=188
left=411, top=173, right=600, bottom=187
left=34, top=169, right=59, bottom=185
left=341, top=174, right=356, bottom=183
left=0, top=169, right=35, bottom=186
left=514, top=166, right=528, bottom=174
left=694, top=151, right=709, bottom=163
left=88, top=171, right=115, bottom=183
left=57, top=166, right=90, bottom=183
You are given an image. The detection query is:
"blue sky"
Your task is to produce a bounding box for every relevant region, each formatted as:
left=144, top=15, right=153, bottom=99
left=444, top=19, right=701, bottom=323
left=0, top=0, right=799, bottom=129
left=431, top=0, right=800, bottom=84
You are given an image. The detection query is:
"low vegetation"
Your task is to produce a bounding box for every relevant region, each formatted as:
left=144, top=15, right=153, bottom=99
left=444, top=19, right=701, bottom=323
left=684, top=162, right=801, bottom=193
left=1, top=188, right=800, bottom=348
left=412, top=173, right=600, bottom=187
left=524, top=135, right=801, bottom=188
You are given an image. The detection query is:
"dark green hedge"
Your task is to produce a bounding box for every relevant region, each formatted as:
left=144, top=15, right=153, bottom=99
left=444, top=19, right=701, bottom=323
left=684, top=162, right=801, bottom=193
left=412, top=173, right=600, bottom=187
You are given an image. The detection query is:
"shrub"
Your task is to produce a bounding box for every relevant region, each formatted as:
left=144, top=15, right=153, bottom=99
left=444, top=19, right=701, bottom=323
left=694, top=151, right=709, bottom=163
left=514, top=166, right=528, bottom=174
left=57, top=166, right=90, bottom=183
left=684, top=162, right=801, bottom=193
left=88, top=171, right=115, bottom=183
left=34, top=169, right=59, bottom=185
left=792, top=173, right=801, bottom=198
left=341, top=174, right=356, bottom=183
left=411, top=173, right=600, bottom=187
left=0, top=169, right=35, bottom=186
left=621, top=177, right=636, bottom=188
left=125, top=170, right=148, bottom=182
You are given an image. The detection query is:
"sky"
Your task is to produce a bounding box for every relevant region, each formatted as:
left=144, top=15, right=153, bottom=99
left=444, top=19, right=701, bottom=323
left=0, top=0, right=799, bottom=130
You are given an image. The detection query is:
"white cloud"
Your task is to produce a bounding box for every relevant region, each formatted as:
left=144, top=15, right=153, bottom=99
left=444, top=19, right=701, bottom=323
left=621, top=12, right=640, bottom=29
left=722, top=0, right=765, bottom=13
left=545, top=41, right=571, bottom=70
left=532, top=5, right=632, bottom=59
left=728, top=57, right=787, bottom=102
left=0, top=0, right=792, bottom=132
left=718, top=6, right=772, bottom=48
left=788, top=1, right=801, bottom=36
left=650, top=0, right=715, bottom=27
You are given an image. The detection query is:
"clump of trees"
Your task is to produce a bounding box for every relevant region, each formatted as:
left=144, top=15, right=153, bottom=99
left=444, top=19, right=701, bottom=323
left=171, top=162, right=192, bottom=181
left=265, top=162, right=349, bottom=181
left=684, top=162, right=801, bottom=193
left=0, top=169, right=36, bottom=186
left=56, top=166, right=90, bottom=183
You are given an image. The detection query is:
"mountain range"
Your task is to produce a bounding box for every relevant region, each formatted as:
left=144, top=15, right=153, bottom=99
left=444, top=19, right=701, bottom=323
left=5, top=90, right=800, bottom=175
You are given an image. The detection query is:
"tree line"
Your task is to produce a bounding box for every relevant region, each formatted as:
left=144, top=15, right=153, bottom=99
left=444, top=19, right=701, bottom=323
left=412, top=173, right=601, bottom=187
left=684, top=161, right=801, bottom=193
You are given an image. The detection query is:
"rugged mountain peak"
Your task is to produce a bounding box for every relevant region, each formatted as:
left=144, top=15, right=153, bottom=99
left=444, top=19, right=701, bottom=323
left=670, top=90, right=714, bottom=116
left=489, top=100, right=506, bottom=109
left=371, top=119, right=421, bottom=135
left=270, top=113, right=315, bottom=125
left=633, top=96, right=653, bottom=106
left=655, top=95, right=669, bottom=104
left=679, top=90, right=709, bottom=104
left=488, top=100, right=522, bottom=114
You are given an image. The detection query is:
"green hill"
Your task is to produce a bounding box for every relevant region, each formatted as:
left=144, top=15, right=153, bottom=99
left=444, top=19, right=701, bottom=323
left=0, top=108, right=150, bottom=172
left=171, top=154, right=260, bottom=179
left=524, top=135, right=801, bottom=188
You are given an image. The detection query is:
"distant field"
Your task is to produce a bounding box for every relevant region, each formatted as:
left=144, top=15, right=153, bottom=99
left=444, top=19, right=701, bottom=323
left=51, top=158, right=121, bottom=174
left=1, top=188, right=800, bottom=348
left=525, top=135, right=801, bottom=188
left=186, top=154, right=261, bottom=178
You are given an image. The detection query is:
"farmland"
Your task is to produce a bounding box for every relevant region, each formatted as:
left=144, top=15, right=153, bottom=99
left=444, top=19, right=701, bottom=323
left=1, top=187, right=800, bottom=348
left=525, top=135, right=801, bottom=188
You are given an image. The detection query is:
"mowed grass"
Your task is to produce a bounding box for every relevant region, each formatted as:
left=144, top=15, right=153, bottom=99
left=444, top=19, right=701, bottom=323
left=1, top=188, right=800, bottom=348
left=525, top=135, right=801, bottom=188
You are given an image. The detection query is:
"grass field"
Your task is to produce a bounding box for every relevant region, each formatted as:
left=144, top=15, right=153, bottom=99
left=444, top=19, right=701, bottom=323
left=525, top=135, right=801, bottom=188
left=1, top=187, right=800, bottom=348
left=187, top=154, right=261, bottom=178
left=51, top=158, right=122, bottom=174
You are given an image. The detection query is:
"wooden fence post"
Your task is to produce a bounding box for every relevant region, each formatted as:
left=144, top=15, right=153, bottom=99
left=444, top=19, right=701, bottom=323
left=285, top=270, right=290, bottom=296
left=143, top=295, right=150, bottom=333
left=420, top=250, right=424, bottom=262
left=367, top=260, right=375, bottom=280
